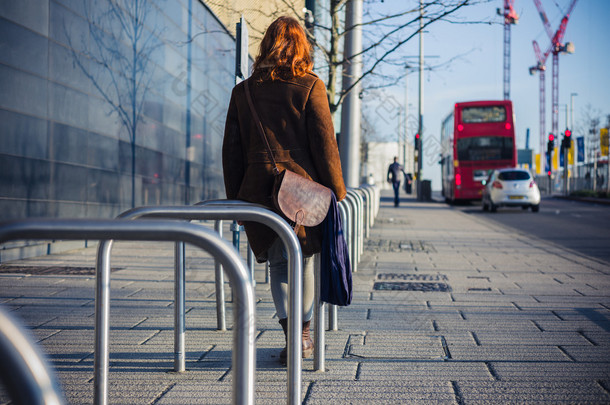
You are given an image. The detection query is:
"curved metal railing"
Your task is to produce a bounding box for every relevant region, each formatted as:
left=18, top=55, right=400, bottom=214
left=0, top=306, right=66, bottom=405
left=0, top=219, right=255, bottom=405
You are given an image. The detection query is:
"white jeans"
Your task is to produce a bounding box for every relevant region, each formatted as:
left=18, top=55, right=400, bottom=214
left=267, top=238, right=314, bottom=322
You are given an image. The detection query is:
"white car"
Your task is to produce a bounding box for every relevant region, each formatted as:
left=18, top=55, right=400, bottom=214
left=482, top=168, right=541, bottom=212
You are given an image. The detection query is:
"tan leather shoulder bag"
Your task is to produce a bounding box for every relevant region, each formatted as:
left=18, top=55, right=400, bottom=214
left=244, top=80, right=332, bottom=232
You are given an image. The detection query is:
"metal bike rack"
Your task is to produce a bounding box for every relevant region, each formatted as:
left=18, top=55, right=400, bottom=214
left=348, top=190, right=363, bottom=262
left=349, top=190, right=365, bottom=260
left=341, top=194, right=355, bottom=269
left=0, top=306, right=66, bottom=405
left=343, top=192, right=360, bottom=271
left=358, top=187, right=373, bottom=237
left=114, top=202, right=304, bottom=405
left=0, top=219, right=255, bottom=405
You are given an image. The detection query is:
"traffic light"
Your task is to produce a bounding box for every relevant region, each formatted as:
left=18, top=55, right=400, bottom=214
left=547, top=133, right=555, bottom=154
left=414, top=133, right=420, bottom=150
left=562, top=129, right=572, bottom=149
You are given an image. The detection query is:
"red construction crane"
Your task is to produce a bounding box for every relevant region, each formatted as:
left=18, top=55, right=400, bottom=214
left=498, top=0, right=519, bottom=100
left=529, top=0, right=577, bottom=172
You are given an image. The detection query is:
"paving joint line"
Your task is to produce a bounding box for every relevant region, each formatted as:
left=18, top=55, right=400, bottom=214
left=139, top=330, right=162, bottom=345
left=451, top=381, right=465, bottom=405
left=36, top=329, right=61, bottom=344
left=485, top=362, right=500, bottom=381
left=551, top=310, right=564, bottom=321
left=596, top=380, right=610, bottom=395
left=573, top=289, right=585, bottom=296
left=577, top=331, right=599, bottom=346
left=149, top=383, right=176, bottom=405
left=197, top=345, right=215, bottom=362
left=355, top=362, right=363, bottom=380
left=557, top=346, right=576, bottom=362
left=470, top=332, right=481, bottom=346
left=218, top=366, right=231, bottom=382
left=126, top=288, right=144, bottom=297
left=130, top=317, right=148, bottom=329
left=36, top=316, right=59, bottom=328
left=80, top=299, right=94, bottom=307
left=439, top=335, right=452, bottom=360
left=302, top=381, right=316, bottom=403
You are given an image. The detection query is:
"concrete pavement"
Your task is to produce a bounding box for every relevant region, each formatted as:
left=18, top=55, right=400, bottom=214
left=1, top=190, right=609, bottom=404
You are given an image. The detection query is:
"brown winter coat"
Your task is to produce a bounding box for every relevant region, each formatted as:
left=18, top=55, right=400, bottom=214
left=222, top=70, right=346, bottom=262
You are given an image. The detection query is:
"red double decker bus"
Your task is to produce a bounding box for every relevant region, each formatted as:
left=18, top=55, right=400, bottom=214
left=440, top=100, right=517, bottom=202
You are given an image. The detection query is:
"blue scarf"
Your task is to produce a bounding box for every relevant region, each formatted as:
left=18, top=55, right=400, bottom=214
left=320, top=192, right=352, bottom=306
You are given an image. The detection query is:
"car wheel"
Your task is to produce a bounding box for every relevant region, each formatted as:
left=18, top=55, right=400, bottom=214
left=531, top=204, right=539, bottom=212
left=482, top=199, right=489, bottom=211
left=490, top=202, right=497, bottom=212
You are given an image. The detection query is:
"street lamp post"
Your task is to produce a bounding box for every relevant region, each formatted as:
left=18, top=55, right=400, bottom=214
left=570, top=92, right=577, bottom=183
left=416, top=0, right=424, bottom=201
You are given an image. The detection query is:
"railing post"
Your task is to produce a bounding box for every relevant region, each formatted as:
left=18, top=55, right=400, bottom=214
left=328, top=304, right=338, bottom=331
left=247, top=243, right=255, bottom=286
left=214, top=220, right=226, bottom=331
left=95, top=241, right=112, bottom=405
left=313, top=254, right=325, bottom=371
left=174, top=242, right=186, bottom=372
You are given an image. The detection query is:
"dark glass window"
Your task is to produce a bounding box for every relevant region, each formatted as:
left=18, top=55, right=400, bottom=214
left=498, top=171, right=531, bottom=181
left=457, top=136, right=513, bottom=161
left=461, top=106, right=506, bottom=123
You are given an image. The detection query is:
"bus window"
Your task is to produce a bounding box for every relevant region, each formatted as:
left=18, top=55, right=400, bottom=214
left=461, top=106, right=506, bottom=123
left=457, top=136, right=513, bottom=161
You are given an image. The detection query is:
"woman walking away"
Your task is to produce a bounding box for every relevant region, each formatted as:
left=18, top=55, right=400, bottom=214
left=222, top=16, right=346, bottom=364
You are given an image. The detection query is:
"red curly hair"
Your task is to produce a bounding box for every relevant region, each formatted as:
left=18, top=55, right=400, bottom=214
left=253, top=16, right=313, bottom=80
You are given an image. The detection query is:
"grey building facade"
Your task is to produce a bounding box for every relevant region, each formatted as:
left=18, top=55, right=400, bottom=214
left=0, top=0, right=236, bottom=223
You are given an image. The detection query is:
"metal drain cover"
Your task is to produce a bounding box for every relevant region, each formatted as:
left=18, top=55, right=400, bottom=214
left=365, top=240, right=436, bottom=253
left=0, top=266, right=121, bottom=275
left=377, top=273, right=448, bottom=281
left=373, top=281, right=452, bottom=292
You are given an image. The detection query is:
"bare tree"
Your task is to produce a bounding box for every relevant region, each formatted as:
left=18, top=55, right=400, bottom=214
left=67, top=0, right=162, bottom=208
left=205, top=0, right=488, bottom=119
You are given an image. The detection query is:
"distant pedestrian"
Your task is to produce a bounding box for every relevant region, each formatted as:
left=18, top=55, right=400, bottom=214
left=387, top=156, right=406, bottom=207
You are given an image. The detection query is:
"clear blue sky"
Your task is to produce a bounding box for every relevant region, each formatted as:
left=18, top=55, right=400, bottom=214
left=363, top=0, right=610, bottom=189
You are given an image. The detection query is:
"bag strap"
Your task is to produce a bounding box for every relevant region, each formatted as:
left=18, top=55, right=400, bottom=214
left=244, top=80, right=280, bottom=175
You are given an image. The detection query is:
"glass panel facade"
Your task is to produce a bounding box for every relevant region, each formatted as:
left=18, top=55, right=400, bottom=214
left=0, top=0, right=235, bottom=220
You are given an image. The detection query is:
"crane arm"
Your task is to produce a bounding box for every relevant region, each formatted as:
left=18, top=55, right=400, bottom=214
left=554, top=0, right=578, bottom=46
left=532, top=0, right=553, bottom=39
left=533, top=40, right=543, bottom=65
